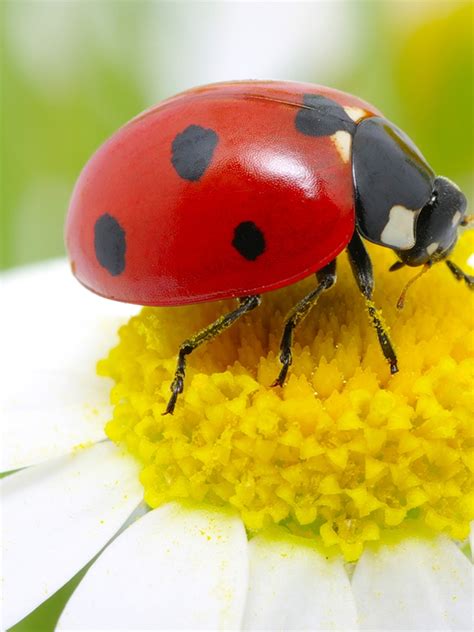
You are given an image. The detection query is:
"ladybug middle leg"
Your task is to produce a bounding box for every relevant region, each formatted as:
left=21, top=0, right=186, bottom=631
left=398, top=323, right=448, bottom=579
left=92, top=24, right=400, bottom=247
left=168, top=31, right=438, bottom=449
left=272, top=260, right=337, bottom=388
left=164, top=295, right=261, bottom=415
left=347, top=231, right=399, bottom=374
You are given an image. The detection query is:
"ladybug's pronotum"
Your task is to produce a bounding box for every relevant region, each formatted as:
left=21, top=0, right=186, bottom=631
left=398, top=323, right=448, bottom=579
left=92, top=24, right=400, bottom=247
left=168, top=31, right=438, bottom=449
left=66, top=81, right=472, bottom=414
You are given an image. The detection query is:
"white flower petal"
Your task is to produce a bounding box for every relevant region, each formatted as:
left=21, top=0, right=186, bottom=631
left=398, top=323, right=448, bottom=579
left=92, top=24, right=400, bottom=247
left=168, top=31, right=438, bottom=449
left=1, top=259, right=137, bottom=470
left=58, top=503, right=248, bottom=630
left=1, top=441, right=142, bottom=629
left=352, top=537, right=473, bottom=631
left=1, top=259, right=137, bottom=374
left=470, top=521, right=474, bottom=561
left=242, top=534, right=358, bottom=631
left=1, top=369, right=110, bottom=471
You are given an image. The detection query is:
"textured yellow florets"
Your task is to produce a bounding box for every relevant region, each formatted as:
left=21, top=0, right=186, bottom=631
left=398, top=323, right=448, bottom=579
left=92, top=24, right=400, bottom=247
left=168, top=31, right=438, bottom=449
left=99, top=234, right=474, bottom=561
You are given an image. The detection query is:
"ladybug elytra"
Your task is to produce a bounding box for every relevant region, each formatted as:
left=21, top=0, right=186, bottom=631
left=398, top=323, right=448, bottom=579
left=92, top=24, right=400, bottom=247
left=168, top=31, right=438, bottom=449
left=66, top=81, right=471, bottom=414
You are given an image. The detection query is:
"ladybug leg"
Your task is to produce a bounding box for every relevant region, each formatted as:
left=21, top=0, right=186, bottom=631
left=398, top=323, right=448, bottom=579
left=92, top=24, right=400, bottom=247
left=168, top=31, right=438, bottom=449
left=445, top=260, right=474, bottom=288
left=347, top=231, right=399, bottom=374
left=272, top=260, right=337, bottom=388
left=164, top=295, right=261, bottom=415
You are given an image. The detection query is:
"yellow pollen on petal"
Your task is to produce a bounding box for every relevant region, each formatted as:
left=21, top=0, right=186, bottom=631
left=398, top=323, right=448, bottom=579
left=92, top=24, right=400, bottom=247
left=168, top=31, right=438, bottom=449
left=99, top=233, right=474, bottom=561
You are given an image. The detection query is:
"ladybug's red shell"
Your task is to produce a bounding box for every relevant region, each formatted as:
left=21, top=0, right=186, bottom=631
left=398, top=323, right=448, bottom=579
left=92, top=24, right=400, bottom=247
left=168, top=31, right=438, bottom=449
left=66, top=81, right=382, bottom=306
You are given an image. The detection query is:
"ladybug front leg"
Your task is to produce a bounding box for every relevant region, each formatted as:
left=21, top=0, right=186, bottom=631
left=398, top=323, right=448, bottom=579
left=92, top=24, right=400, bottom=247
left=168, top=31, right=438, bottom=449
left=272, top=260, right=337, bottom=388
left=347, top=231, right=399, bottom=374
left=445, top=260, right=474, bottom=288
left=164, top=295, right=261, bottom=415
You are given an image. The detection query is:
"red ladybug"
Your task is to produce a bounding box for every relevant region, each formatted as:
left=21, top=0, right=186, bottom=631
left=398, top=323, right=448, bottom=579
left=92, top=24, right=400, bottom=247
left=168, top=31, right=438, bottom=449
left=66, top=80, right=471, bottom=414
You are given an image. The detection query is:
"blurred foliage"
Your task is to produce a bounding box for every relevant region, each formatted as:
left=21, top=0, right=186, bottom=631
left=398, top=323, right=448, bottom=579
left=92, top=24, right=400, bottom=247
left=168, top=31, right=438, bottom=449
left=395, top=3, right=473, bottom=180
left=0, top=2, right=150, bottom=268
left=8, top=562, right=91, bottom=632
left=1, top=1, right=472, bottom=270
left=338, top=2, right=473, bottom=191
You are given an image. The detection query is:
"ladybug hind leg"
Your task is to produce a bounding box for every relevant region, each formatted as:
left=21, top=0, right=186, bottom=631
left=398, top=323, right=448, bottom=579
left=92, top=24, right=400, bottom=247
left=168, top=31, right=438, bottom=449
left=164, top=295, right=261, bottom=415
left=347, top=231, right=399, bottom=374
left=272, top=260, right=337, bottom=388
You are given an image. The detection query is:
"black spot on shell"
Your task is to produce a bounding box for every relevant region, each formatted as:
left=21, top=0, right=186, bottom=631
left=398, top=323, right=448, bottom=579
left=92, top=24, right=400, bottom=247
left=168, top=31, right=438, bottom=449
left=94, top=213, right=126, bottom=276
left=232, top=221, right=265, bottom=261
left=171, top=124, right=219, bottom=181
left=295, top=94, right=355, bottom=137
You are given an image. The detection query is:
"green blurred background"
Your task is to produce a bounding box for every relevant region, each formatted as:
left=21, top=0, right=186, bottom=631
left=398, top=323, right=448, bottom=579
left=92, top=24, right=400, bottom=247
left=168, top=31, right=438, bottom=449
left=1, top=2, right=473, bottom=630
left=1, top=1, right=473, bottom=271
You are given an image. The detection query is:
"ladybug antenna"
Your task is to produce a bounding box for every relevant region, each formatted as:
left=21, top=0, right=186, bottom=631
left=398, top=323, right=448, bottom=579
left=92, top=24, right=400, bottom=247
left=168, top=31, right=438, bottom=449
left=396, top=263, right=431, bottom=310
left=460, top=214, right=474, bottom=227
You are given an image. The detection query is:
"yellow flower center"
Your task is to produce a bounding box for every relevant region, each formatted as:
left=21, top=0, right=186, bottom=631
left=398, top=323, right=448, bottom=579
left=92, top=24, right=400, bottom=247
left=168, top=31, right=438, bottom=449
left=99, top=233, right=474, bottom=561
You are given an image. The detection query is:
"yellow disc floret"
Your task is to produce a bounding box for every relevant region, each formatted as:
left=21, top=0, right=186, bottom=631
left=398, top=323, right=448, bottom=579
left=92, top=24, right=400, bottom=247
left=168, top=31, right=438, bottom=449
left=99, top=234, right=474, bottom=561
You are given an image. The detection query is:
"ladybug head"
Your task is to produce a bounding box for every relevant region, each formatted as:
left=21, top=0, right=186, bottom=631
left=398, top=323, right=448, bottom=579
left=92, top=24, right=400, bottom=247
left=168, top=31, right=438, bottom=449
left=353, top=117, right=468, bottom=268
left=393, top=176, right=467, bottom=267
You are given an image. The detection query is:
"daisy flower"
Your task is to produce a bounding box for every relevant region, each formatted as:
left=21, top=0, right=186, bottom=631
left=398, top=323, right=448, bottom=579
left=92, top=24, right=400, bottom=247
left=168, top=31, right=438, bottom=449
left=1, top=234, right=473, bottom=631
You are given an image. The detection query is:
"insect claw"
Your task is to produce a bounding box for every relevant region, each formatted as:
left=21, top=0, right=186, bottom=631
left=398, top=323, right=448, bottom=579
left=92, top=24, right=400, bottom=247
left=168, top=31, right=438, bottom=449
left=460, top=213, right=474, bottom=227
left=271, top=363, right=289, bottom=388
left=389, top=261, right=405, bottom=272
left=162, top=400, right=176, bottom=416
left=163, top=381, right=181, bottom=415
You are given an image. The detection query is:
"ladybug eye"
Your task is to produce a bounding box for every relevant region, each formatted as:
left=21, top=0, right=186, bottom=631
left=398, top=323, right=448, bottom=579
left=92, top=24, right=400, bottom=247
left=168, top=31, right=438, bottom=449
left=395, top=176, right=467, bottom=267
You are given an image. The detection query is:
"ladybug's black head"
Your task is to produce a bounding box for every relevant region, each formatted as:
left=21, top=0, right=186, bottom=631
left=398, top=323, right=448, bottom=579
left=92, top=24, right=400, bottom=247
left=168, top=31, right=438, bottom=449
left=394, top=176, right=467, bottom=267
left=352, top=117, right=468, bottom=268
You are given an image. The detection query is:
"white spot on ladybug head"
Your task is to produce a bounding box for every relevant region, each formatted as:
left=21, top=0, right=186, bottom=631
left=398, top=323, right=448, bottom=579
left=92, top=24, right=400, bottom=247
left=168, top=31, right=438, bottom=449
left=343, top=106, right=366, bottom=123
left=426, top=241, right=439, bottom=256
left=452, top=211, right=462, bottom=227
left=331, top=130, right=351, bottom=163
left=380, top=205, right=417, bottom=250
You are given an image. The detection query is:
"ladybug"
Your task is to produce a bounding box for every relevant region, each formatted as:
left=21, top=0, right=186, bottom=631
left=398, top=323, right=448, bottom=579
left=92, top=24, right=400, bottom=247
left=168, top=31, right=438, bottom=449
left=66, top=80, right=472, bottom=414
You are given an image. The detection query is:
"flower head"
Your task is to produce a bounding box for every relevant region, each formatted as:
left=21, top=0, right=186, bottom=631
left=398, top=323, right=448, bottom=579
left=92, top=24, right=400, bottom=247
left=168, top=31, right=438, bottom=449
left=100, top=233, right=474, bottom=562
left=1, top=233, right=473, bottom=630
